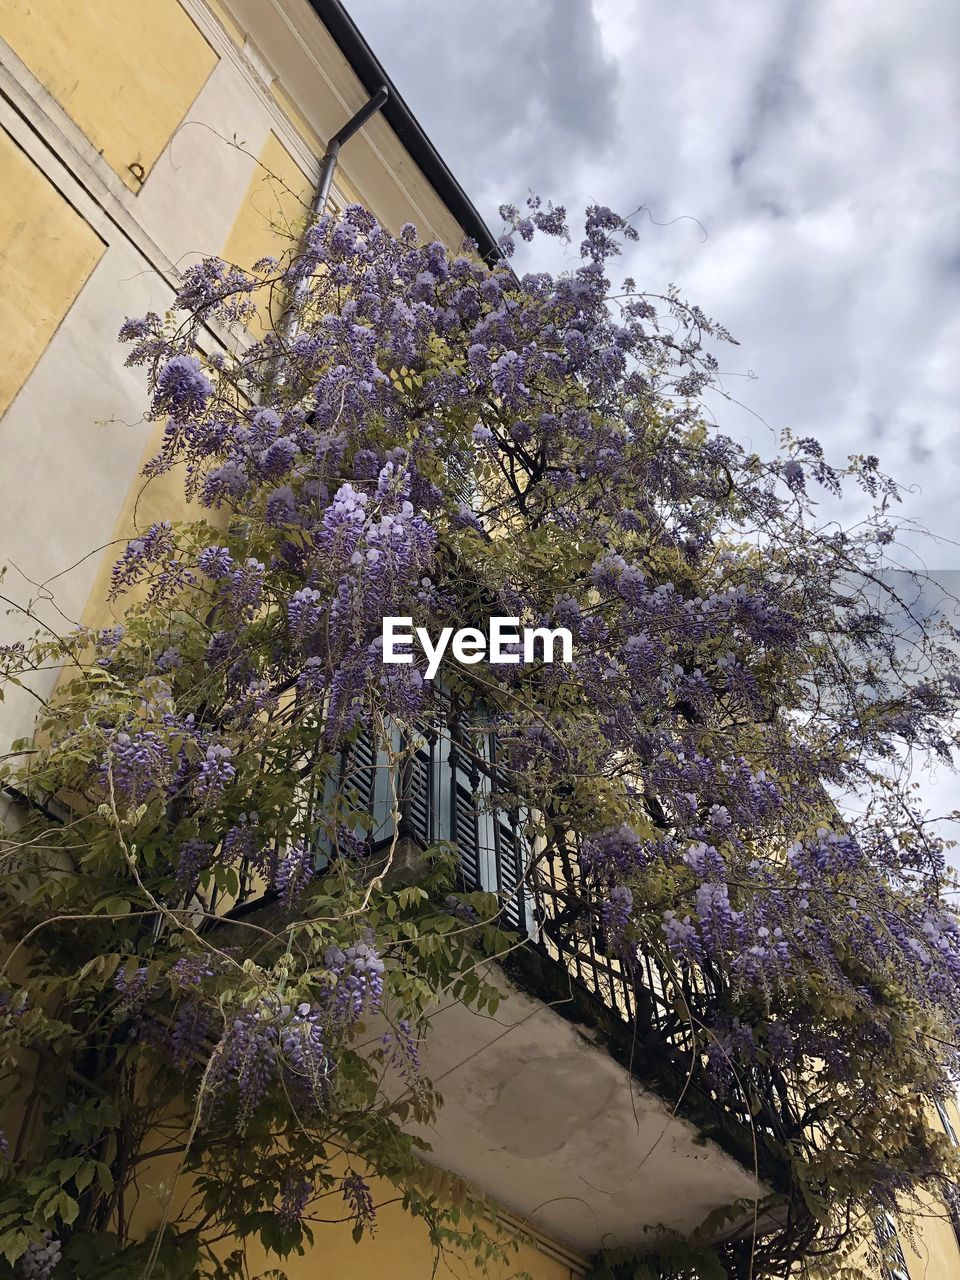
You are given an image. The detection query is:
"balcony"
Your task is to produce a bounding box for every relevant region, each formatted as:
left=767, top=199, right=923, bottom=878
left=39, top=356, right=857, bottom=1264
left=298, top=703, right=792, bottom=1256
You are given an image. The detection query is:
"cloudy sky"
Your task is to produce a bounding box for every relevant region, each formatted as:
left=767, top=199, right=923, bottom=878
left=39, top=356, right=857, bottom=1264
left=350, top=0, right=959, bottom=546
left=348, top=0, right=960, bottom=844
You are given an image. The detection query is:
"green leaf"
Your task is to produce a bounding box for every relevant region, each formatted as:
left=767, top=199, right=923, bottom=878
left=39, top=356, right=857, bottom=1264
left=52, top=1191, right=80, bottom=1226
left=692, top=1249, right=727, bottom=1280
left=99, top=895, right=131, bottom=916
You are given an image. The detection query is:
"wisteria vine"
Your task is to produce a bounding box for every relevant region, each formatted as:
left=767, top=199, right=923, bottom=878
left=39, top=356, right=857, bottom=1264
left=1, top=196, right=958, bottom=1279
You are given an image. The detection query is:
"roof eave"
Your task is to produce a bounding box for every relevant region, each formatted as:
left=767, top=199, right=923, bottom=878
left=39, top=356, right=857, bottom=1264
left=307, top=0, right=502, bottom=265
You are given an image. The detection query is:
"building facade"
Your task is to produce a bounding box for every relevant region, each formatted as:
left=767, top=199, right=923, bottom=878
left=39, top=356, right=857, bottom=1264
left=0, top=3, right=957, bottom=1277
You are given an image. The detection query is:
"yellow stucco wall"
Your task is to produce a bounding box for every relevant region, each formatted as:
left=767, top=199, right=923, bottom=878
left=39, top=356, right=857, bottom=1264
left=75, top=132, right=313, bottom=631
left=901, top=1189, right=960, bottom=1280
left=853, top=1097, right=960, bottom=1279
left=238, top=1201, right=580, bottom=1280
left=75, top=421, right=201, bottom=634
left=222, top=131, right=315, bottom=269
left=1, top=0, right=218, bottom=192
left=221, top=130, right=314, bottom=331
left=203, top=0, right=246, bottom=50
left=0, top=128, right=104, bottom=416
left=270, top=82, right=362, bottom=210
left=199, top=0, right=361, bottom=212
left=899, top=1098, right=960, bottom=1278
left=126, top=1146, right=580, bottom=1280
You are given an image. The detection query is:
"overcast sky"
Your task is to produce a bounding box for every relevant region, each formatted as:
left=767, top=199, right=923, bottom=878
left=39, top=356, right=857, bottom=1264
left=347, top=0, right=960, bottom=846
left=349, top=0, right=959, bottom=546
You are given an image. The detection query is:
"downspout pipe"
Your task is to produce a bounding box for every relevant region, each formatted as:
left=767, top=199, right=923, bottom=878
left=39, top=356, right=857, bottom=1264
left=273, top=86, right=389, bottom=370
left=313, top=84, right=389, bottom=217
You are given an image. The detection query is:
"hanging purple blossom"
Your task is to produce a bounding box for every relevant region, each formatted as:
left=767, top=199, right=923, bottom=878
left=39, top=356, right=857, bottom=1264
left=170, top=954, right=218, bottom=989
left=197, top=545, right=234, bottom=579
left=153, top=354, right=211, bottom=417
left=279, top=1003, right=329, bottom=1106
left=287, top=588, right=323, bottom=646
left=340, top=1172, right=376, bottom=1234
left=194, top=745, right=235, bottom=805
left=18, top=1231, right=62, bottom=1279
left=279, top=1176, right=313, bottom=1226
left=175, top=838, right=213, bottom=885
left=169, top=1002, right=212, bottom=1069
left=276, top=841, right=314, bottom=907
left=207, top=1008, right=278, bottom=1130
left=110, top=521, right=175, bottom=597
left=600, top=885, right=633, bottom=951
left=114, top=964, right=150, bottom=1011
left=327, top=941, right=384, bottom=1022
left=100, top=730, right=172, bottom=807
left=222, top=812, right=262, bottom=873
left=382, top=1019, right=424, bottom=1097
left=227, top=559, right=265, bottom=616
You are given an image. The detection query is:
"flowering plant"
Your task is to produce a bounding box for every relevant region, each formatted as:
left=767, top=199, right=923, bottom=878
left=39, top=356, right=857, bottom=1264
left=1, top=197, right=959, bottom=1278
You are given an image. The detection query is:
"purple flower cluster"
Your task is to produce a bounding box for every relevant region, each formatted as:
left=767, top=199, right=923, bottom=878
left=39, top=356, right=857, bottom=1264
left=176, top=838, right=212, bottom=885
left=382, top=1019, right=423, bottom=1096
left=109, top=521, right=175, bottom=597
left=207, top=1007, right=278, bottom=1130
left=194, top=744, right=235, bottom=805
left=170, top=1002, right=211, bottom=1069
left=153, top=354, right=211, bottom=418
left=99, top=197, right=960, bottom=1226
left=170, top=954, right=219, bottom=989
left=204, top=957, right=386, bottom=1129
left=288, top=588, right=323, bottom=647
left=600, top=885, right=633, bottom=951
left=276, top=841, right=314, bottom=907
left=279, top=1177, right=313, bottom=1226
left=100, top=730, right=172, bottom=808
left=197, top=544, right=233, bottom=579
left=226, top=558, right=265, bottom=617
left=114, top=963, right=150, bottom=1011
left=662, top=910, right=702, bottom=962
left=341, top=1172, right=376, bottom=1233
left=580, top=826, right=651, bottom=877
left=95, top=624, right=125, bottom=667
left=222, top=812, right=262, bottom=873
left=174, top=259, right=257, bottom=318
left=18, top=1231, right=61, bottom=1279
left=326, top=941, right=385, bottom=1021
left=280, top=1003, right=329, bottom=1105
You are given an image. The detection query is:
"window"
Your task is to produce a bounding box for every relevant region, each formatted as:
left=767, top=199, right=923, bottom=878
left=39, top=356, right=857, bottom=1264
left=935, top=1098, right=959, bottom=1146
left=321, top=701, right=536, bottom=933
left=874, top=1212, right=910, bottom=1280
left=934, top=1098, right=960, bottom=1252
